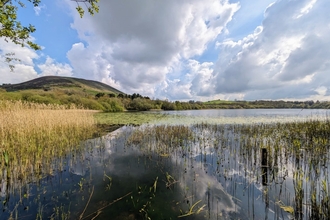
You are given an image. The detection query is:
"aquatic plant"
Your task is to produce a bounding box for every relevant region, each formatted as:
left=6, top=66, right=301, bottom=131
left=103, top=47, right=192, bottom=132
left=2, top=106, right=330, bottom=219
left=0, top=100, right=96, bottom=200
left=124, top=117, right=330, bottom=219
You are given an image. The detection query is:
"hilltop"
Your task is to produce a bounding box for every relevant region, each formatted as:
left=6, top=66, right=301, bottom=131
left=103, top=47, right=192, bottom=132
left=0, top=76, right=129, bottom=112
left=1, top=76, right=124, bottom=95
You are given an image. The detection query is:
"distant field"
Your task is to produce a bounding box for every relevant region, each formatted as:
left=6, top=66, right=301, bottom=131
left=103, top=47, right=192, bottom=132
left=204, top=100, right=236, bottom=105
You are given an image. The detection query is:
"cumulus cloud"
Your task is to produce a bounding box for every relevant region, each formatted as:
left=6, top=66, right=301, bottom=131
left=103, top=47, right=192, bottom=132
left=212, top=0, right=330, bottom=100
left=38, top=57, right=73, bottom=77
left=0, top=39, right=74, bottom=84
left=0, top=39, right=39, bottom=83
left=69, top=0, right=329, bottom=101
left=2, top=0, right=328, bottom=102
left=67, top=0, right=240, bottom=97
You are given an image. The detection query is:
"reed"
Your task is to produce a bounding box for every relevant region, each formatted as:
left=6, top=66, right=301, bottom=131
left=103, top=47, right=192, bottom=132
left=124, top=117, right=330, bottom=219
left=0, top=100, right=96, bottom=196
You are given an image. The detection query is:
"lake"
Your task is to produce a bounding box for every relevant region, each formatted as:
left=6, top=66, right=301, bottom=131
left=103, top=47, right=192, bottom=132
left=146, top=108, right=329, bottom=125
left=1, top=109, right=330, bottom=219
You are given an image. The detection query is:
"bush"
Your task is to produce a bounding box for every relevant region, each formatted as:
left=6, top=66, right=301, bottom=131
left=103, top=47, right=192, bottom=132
left=128, top=98, right=154, bottom=111
left=101, top=99, right=125, bottom=112
left=80, top=98, right=105, bottom=110
left=161, top=101, right=175, bottom=110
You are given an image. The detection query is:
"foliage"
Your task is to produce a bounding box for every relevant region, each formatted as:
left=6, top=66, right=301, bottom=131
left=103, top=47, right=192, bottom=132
left=2, top=87, right=330, bottom=113
left=0, top=0, right=99, bottom=70
left=0, top=0, right=40, bottom=49
left=74, top=0, right=99, bottom=18
left=126, top=97, right=154, bottom=111
left=204, top=99, right=330, bottom=109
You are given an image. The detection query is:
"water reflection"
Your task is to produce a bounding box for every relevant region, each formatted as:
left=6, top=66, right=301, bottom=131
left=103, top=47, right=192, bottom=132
left=147, top=109, right=330, bottom=125
left=2, top=117, right=330, bottom=219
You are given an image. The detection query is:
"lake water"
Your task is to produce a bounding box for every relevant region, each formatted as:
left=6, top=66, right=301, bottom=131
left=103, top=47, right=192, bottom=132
left=1, top=109, right=330, bottom=219
left=147, top=108, right=330, bottom=125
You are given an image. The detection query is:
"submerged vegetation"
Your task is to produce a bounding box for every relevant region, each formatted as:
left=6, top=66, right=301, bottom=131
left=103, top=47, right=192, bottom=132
left=124, top=119, right=330, bottom=219
left=94, top=111, right=171, bottom=127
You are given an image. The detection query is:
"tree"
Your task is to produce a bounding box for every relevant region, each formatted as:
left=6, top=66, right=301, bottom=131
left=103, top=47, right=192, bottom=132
left=0, top=0, right=99, bottom=70
left=108, top=93, right=116, bottom=98
left=95, top=92, right=105, bottom=98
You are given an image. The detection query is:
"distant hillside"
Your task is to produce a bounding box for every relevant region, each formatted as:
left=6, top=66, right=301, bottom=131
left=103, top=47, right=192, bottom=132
left=1, top=76, right=124, bottom=94
left=1, top=77, right=329, bottom=112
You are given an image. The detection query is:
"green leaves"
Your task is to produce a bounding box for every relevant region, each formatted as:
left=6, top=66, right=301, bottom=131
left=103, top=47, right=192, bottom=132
left=28, top=0, right=41, bottom=7
left=0, top=0, right=99, bottom=70
left=76, top=5, right=84, bottom=18
left=76, top=0, right=100, bottom=18
left=0, top=1, right=40, bottom=50
left=0, top=0, right=100, bottom=49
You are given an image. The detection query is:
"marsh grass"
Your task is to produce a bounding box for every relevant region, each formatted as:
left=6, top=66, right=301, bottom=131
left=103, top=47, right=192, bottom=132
left=0, top=100, right=96, bottom=198
left=124, top=118, right=330, bottom=219
left=94, top=111, right=170, bottom=126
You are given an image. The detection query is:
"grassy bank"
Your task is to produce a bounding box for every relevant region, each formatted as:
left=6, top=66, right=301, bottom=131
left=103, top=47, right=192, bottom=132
left=0, top=100, right=96, bottom=194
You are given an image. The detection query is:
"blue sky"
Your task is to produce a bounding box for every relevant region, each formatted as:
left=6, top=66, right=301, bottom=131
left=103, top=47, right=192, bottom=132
left=1, top=0, right=329, bottom=101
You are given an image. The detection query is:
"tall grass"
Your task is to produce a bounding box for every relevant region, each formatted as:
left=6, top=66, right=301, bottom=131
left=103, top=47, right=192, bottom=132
left=125, top=119, right=330, bottom=219
left=0, top=100, right=96, bottom=196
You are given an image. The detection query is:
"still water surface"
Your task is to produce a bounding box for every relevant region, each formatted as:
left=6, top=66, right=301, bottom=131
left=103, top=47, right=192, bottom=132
left=1, top=109, right=329, bottom=219
left=148, top=108, right=329, bottom=124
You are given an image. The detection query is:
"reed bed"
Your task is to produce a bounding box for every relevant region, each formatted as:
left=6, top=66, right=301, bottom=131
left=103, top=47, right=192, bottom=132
left=125, top=119, right=330, bottom=219
left=0, top=100, right=96, bottom=197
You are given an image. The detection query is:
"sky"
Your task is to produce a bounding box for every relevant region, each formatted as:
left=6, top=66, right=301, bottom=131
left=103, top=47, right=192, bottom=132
left=0, top=0, right=329, bottom=101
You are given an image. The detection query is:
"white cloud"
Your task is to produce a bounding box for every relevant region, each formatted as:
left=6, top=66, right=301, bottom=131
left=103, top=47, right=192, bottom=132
left=188, top=60, right=214, bottom=96
left=0, top=39, right=39, bottom=84
left=66, top=0, right=239, bottom=97
left=0, top=38, right=39, bottom=66
left=65, top=0, right=329, bottom=101
left=315, top=86, right=327, bottom=96
left=294, top=0, right=317, bottom=19
left=212, top=0, right=330, bottom=100
left=38, top=57, right=73, bottom=77
left=0, top=39, right=73, bottom=84
left=2, top=0, right=329, bottom=102
left=34, top=4, right=46, bottom=16
left=0, top=63, right=38, bottom=84
left=160, top=79, right=193, bottom=100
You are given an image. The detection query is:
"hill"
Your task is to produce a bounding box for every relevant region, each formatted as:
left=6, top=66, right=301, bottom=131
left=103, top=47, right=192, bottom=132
left=0, top=76, right=128, bottom=112
left=1, top=76, right=124, bottom=94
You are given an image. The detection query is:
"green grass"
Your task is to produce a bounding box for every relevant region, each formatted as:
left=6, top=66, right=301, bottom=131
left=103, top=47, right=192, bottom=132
left=94, top=112, right=169, bottom=126
left=204, top=100, right=236, bottom=105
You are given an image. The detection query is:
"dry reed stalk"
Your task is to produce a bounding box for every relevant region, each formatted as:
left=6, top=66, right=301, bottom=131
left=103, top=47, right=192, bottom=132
left=0, top=100, right=96, bottom=195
